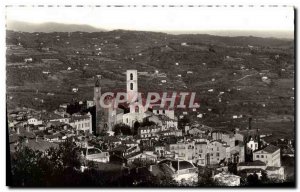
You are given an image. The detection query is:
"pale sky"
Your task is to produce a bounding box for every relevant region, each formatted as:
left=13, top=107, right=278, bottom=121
left=6, top=6, right=294, bottom=33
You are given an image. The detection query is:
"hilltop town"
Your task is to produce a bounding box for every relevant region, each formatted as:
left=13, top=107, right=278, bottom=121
left=7, top=30, right=295, bottom=187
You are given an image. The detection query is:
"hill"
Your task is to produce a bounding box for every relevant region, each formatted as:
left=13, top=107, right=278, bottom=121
left=6, top=20, right=105, bottom=33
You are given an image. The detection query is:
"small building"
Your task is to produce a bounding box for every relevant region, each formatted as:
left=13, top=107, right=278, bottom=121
left=266, top=166, right=285, bottom=180
left=81, top=147, right=110, bottom=163
left=125, top=151, right=157, bottom=165
left=253, top=145, right=281, bottom=167
left=69, top=113, right=92, bottom=134
left=237, top=160, right=267, bottom=171
left=150, top=159, right=198, bottom=184
left=28, top=117, right=43, bottom=126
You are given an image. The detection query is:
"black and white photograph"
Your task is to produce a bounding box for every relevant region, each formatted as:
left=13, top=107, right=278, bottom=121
left=5, top=5, right=295, bottom=188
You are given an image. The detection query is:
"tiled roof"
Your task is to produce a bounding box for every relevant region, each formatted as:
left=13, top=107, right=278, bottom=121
left=124, top=151, right=142, bottom=159
left=238, top=160, right=266, bottom=166
left=70, top=114, right=90, bottom=122
left=262, top=145, right=280, bottom=153
left=266, top=166, right=281, bottom=171
left=10, top=139, right=58, bottom=152
left=158, top=159, right=195, bottom=171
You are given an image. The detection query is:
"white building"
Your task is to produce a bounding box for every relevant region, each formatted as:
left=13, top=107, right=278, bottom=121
left=27, top=117, right=43, bottom=126
left=253, top=145, right=281, bottom=167
left=69, top=113, right=92, bottom=133
left=246, top=138, right=259, bottom=152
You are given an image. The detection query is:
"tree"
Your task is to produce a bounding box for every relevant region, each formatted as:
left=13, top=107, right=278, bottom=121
left=197, top=167, right=217, bottom=187
left=57, top=138, right=81, bottom=169
left=247, top=173, right=259, bottom=185
left=113, top=123, right=131, bottom=135
left=178, top=115, right=191, bottom=129
left=228, top=162, right=237, bottom=174
left=260, top=170, right=269, bottom=184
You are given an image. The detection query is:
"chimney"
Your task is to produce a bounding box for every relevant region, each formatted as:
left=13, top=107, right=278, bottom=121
left=248, top=117, right=252, bottom=130
left=16, top=127, right=20, bottom=134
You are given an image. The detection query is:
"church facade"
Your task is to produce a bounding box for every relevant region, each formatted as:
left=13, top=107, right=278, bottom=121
left=93, top=70, right=177, bottom=135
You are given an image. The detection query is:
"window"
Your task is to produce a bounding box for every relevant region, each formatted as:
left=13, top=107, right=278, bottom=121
left=217, top=147, right=219, bottom=151
left=256, top=155, right=259, bottom=158
left=130, top=73, right=133, bottom=80
left=261, top=155, right=264, bottom=158
left=130, top=83, right=133, bottom=90
left=163, top=110, right=165, bottom=114
left=135, top=106, right=139, bottom=113
left=250, top=144, right=253, bottom=148
left=216, top=153, right=220, bottom=157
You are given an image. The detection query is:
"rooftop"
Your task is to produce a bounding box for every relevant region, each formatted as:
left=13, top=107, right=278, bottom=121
left=262, top=145, right=280, bottom=153
left=238, top=160, right=266, bottom=166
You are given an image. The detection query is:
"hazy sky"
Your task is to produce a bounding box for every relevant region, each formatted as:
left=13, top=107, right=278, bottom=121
left=6, top=6, right=294, bottom=34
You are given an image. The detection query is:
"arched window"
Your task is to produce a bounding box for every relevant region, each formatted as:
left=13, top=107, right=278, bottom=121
left=130, top=73, right=133, bottom=80
left=130, top=83, right=133, bottom=90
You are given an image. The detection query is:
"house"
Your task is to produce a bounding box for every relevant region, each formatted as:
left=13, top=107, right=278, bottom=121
left=168, top=141, right=195, bottom=162
left=154, top=144, right=166, bottom=158
left=150, top=105, right=175, bottom=120
left=147, top=114, right=178, bottom=130
left=122, top=140, right=139, bottom=148
left=265, top=166, right=285, bottom=180
left=253, top=145, right=281, bottom=167
left=86, top=100, right=94, bottom=108
left=125, top=151, right=157, bottom=165
left=28, top=117, right=43, bottom=126
left=69, top=113, right=92, bottom=134
left=207, top=140, right=231, bottom=165
left=72, top=88, right=79, bottom=93
left=188, top=126, right=204, bottom=136
left=159, top=129, right=183, bottom=137
left=246, top=137, right=259, bottom=153
left=150, top=159, right=198, bottom=184
left=81, top=146, right=110, bottom=163
left=211, top=130, right=235, bottom=150
left=138, top=125, right=160, bottom=138
left=24, top=58, right=33, bottom=63
left=237, top=160, right=267, bottom=171
left=195, top=141, right=208, bottom=166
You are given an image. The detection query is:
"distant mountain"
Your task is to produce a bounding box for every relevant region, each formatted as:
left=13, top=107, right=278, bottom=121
left=6, top=20, right=105, bottom=33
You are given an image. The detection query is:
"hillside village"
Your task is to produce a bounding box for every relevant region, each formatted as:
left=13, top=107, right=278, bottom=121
left=7, top=30, right=295, bottom=186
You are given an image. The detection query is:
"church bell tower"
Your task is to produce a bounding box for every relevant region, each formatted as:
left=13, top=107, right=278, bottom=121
left=126, top=70, right=138, bottom=103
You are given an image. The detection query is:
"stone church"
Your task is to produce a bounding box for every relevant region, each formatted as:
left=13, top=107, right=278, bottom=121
left=93, top=70, right=176, bottom=135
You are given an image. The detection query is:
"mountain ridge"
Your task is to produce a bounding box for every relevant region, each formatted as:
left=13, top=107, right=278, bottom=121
left=6, top=20, right=105, bottom=33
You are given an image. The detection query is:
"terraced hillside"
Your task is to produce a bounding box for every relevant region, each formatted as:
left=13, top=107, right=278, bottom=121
left=6, top=30, right=295, bottom=140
